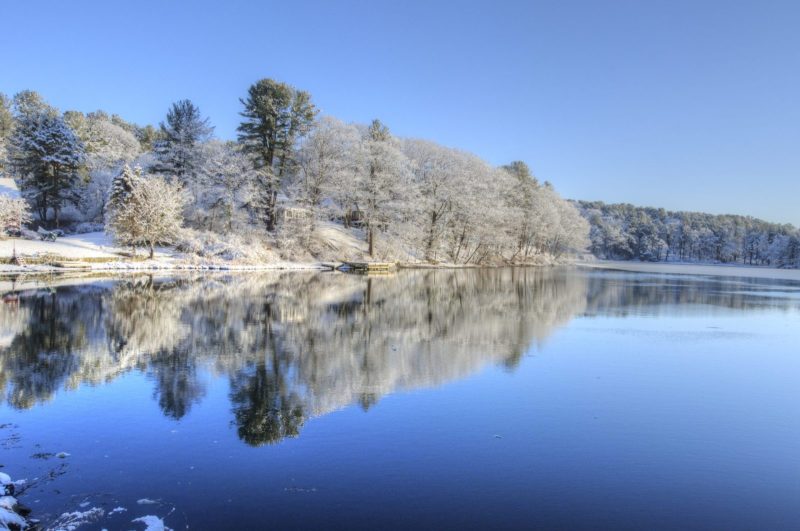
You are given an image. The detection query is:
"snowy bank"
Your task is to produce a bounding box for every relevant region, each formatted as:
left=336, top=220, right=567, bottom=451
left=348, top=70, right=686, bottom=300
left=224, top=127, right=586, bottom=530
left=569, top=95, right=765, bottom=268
left=0, top=472, right=31, bottom=530
left=0, top=231, right=330, bottom=273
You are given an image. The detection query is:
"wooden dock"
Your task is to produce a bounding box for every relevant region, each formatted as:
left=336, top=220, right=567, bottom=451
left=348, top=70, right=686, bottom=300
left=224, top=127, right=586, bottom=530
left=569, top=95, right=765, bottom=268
left=339, top=261, right=393, bottom=273
left=52, top=261, right=92, bottom=270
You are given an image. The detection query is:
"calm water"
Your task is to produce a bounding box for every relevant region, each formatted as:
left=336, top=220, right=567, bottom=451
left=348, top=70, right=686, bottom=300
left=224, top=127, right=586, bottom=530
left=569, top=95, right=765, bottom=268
left=1, top=267, right=799, bottom=530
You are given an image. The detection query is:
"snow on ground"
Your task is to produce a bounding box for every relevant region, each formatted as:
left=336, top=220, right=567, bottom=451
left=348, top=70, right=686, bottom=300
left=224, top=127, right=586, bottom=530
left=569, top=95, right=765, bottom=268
left=0, top=506, right=27, bottom=529
left=311, top=221, right=367, bottom=259
left=0, top=224, right=356, bottom=273
left=0, top=178, right=20, bottom=199
left=580, top=260, right=800, bottom=281
left=0, top=231, right=147, bottom=259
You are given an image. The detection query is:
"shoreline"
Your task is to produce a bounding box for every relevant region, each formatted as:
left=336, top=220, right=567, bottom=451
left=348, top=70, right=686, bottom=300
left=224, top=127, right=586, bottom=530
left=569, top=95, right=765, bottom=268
left=4, top=257, right=800, bottom=282
left=578, top=259, right=800, bottom=281
left=0, top=257, right=567, bottom=276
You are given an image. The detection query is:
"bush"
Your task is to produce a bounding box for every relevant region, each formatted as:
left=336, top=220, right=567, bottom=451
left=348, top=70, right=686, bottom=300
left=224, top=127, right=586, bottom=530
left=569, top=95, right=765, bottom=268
left=0, top=196, right=32, bottom=238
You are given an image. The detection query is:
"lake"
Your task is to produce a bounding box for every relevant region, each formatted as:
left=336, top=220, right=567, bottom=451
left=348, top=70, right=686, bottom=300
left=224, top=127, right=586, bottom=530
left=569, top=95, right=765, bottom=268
left=1, top=266, right=799, bottom=530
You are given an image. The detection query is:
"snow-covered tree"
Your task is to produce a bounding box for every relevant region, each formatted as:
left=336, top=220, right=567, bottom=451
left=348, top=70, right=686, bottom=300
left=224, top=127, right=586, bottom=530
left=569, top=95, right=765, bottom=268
left=107, top=175, right=186, bottom=258
left=7, top=110, right=86, bottom=227
left=0, top=93, right=13, bottom=176
left=193, top=140, right=259, bottom=232
left=575, top=201, right=799, bottom=267
left=0, top=196, right=31, bottom=238
left=107, top=164, right=143, bottom=211
left=66, top=111, right=141, bottom=171
left=237, top=78, right=317, bottom=231
left=154, top=100, right=213, bottom=186
left=63, top=111, right=143, bottom=222
left=400, top=140, right=460, bottom=260
left=292, top=116, right=361, bottom=229
left=12, top=90, right=56, bottom=119
left=354, top=120, right=412, bottom=257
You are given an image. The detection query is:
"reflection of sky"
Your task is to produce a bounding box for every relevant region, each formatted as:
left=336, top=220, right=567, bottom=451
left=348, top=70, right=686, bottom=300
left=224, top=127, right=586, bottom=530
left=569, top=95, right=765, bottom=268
left=1, top=270, right=799, bottom=529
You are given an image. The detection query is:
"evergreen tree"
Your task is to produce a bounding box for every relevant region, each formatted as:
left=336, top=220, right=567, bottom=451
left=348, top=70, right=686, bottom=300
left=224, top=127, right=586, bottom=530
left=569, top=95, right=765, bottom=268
left=136, top=124, right=162, bottom=152
left=12, top=90, right=56, bottom=119
left=237, top=78, right=317, bottom=230
left=501, top=160, right=539, bottom=186
left=107, top=164, right=142, bottom=211
left=7, top=111, right=86, bottom=227
left=154, top=99, right=213, bottom=183
left=0, top=93, right=13, bottom=176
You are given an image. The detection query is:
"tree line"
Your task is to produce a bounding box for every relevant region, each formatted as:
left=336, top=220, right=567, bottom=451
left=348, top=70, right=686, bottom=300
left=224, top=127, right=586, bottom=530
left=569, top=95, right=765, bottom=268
left=576, top=201, right=800, bottom=268
left=0, top=81, right=588, bottom=263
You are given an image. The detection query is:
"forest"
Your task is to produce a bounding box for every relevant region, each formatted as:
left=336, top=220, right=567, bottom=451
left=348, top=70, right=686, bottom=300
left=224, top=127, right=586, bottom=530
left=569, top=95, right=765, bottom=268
left=3, top=81, right=797, bottom=269
left=0, top=81, right=588, bottom=264
left=576, top=201, right=800, bottom=268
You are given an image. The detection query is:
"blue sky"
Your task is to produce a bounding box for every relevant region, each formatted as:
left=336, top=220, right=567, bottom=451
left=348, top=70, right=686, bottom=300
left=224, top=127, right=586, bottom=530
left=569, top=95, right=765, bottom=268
left=3, top=0, right=799, bottom=225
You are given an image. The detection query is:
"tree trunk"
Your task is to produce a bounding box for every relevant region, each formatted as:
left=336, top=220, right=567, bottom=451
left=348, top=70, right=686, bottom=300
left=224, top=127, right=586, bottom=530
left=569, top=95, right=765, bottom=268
left=425, top=210, right=437, bottom=261
left=149, top=242, right=155, bottom=259
left=266, top=189, right=278, bottom=231
left=368, top=226, right=375, bottom=257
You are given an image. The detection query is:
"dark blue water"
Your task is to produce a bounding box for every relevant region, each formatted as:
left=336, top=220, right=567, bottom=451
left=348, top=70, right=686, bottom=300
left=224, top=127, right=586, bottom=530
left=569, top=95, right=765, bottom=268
left=1, top=268, right=798, bottom=530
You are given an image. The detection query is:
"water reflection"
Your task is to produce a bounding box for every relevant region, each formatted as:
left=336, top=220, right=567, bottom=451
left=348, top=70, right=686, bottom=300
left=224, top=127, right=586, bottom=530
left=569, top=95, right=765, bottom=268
left=1, top=268, right=798, bottom=445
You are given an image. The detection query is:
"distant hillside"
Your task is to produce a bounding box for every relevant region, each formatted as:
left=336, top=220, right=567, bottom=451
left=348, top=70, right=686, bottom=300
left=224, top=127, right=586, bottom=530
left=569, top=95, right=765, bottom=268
left=573, top=200, right=800, bottom=268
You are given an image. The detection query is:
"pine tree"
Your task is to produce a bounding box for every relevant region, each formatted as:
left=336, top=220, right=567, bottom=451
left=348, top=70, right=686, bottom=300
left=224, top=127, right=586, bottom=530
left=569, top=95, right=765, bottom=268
left=0, top=93, right=13, bottom=176
left=154, top=100, right=213, bottom=184
left=107, top=164, right=142, bottom=211
left=237, top=78, right=317, bottom=230
left=7, top=110, right=86, bottom=227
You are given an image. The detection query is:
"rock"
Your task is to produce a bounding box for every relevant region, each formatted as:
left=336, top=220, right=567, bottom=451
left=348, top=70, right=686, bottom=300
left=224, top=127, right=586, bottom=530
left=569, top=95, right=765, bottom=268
left=0, top=474, right=19, bottom=499
left=0, top=496, right=16, bottom=511
left=0, top=506, right=27, bottom=530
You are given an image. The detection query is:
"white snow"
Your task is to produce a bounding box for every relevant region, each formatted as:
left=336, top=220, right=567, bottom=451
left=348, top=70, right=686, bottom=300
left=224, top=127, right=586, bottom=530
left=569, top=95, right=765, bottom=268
left=0, top=473, right=10, bottom=486
left=0, top=231, right=140, bottom=260
left=132, top=515, right=171, bottom=531
left=49, top=507, right=104, bottom=531
left=311, top=221, right=367, bottom=259
left=0, top=497, right=16, bottom=511
left=0, top=178, right=20, bottom=200
left=0, top=229, right=335, bottom=272
left=0, top=507, right=26, bottom=529
left=136, top=498, right=158, bottom=505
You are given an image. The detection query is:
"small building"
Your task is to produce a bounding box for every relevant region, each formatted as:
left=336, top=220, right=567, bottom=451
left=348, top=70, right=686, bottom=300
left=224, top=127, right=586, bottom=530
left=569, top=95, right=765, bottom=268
left=280, top=206, right=312, bottom=222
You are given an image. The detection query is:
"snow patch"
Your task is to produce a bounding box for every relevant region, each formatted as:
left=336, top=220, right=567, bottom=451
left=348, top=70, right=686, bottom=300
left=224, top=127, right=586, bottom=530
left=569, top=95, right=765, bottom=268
left=132, top=515, right=171, bottom=531
left=48, top=507, right=104, bottom=530
left=0, top=507, right=26, bottom=529
left=0, top=496, right=17, bottom=510
left=136, top=498, right=158, bottom=505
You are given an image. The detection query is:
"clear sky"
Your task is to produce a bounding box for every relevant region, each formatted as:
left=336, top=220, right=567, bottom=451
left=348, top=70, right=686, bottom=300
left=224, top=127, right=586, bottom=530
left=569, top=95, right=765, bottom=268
left=3, top=0, right=799, bottom=225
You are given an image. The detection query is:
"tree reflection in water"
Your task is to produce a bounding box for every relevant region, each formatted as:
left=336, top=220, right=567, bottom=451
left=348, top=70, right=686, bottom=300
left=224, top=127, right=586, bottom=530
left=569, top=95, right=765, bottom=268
left=2, top=268, right=792, bottom=445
